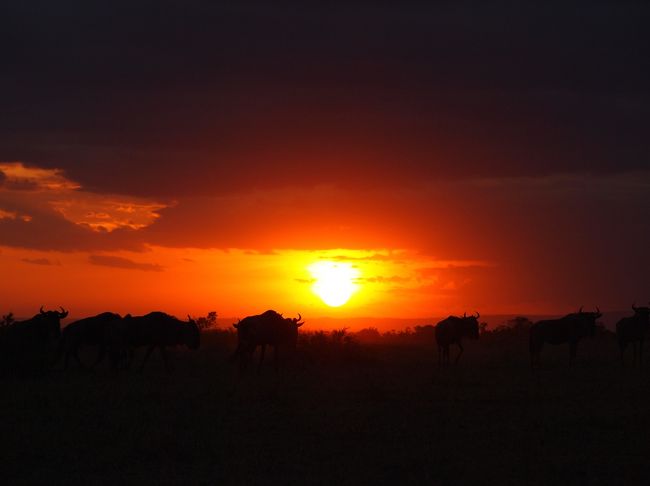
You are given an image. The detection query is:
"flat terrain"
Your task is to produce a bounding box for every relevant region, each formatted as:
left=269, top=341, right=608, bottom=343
left=2, top=331, right=650, bottom=485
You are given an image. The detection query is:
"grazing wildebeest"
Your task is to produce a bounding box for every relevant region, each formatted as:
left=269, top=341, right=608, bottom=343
left=0, top=306, right=68, bottom=372
left=435, top=312, right=480, bottom=366
left=529, top=307, right=602, bottom=368
left=119, top=312, right=200, bottom=372
left=55, top=312, right=122, bottom=370
left=616, top=303, right=650, bottom=367
left=231, top=310, right=304, bottom=373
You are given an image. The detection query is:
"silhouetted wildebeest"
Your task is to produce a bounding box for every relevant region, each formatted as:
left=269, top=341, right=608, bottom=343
left=529, top=307, right=602, bottom=368
left=55, top=312, right=122, bottom=369
left=435, top=312, right=480, bottom=365
left=0, top=306, right=68, bottom=372
left=616, top=303, right=650, bottom=367
left=231, top=310, right=304, bottom=373
left=119, top=312, right=200, bottom=372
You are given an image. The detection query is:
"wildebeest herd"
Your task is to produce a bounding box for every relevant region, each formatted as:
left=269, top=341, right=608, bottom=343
left=1, top=304, right=649, bottom=375
left=0, top=308, right=200, bottom=374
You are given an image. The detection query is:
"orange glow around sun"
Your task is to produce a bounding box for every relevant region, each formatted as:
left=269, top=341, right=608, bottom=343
left=308, top=261, right=360, bottom=307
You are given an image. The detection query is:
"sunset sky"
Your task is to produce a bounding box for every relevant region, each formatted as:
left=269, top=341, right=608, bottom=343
left=1, top=2, right=649, bottom=323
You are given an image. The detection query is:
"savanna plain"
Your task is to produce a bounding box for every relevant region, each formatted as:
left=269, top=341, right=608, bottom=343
left=2, top=327, right=650, bottom=485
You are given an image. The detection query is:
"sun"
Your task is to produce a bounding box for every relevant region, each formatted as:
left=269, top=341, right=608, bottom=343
left=308, top=261, right=360, bottom=307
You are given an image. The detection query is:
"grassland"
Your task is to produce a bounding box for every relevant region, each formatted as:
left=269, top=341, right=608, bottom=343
left=2, top=329, right=650, bottom=485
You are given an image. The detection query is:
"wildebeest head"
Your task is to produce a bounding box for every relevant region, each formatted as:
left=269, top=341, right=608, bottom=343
left=38, top=306, right=68, bottom=339
left=185, top=315, right=201, bottom=350
left=573, top=307, right=602, bottom=337
left=461, top=311, right=480, bottom=339
left=283, top=313, right=305, bottom=346
left=632, top=303, right=650, bottom=319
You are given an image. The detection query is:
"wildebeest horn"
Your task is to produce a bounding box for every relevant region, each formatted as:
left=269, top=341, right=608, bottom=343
left=297, top=313, right=302, bottom=322
left=633, top=303, right=638, bottom=311
left=475, top=311, right=480, bottom=319
left=463, top=312, right=467, bottom=318
left=40, top=306, right=45, bottom=314
left=578, top=306, right=583, bottom=313
left=595, top=306, right=600, bottom=315
left=58, top=307, right=68, bottom=318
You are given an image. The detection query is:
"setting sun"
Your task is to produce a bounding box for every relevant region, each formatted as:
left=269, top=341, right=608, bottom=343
left=308, top=261, right=360, bottom=307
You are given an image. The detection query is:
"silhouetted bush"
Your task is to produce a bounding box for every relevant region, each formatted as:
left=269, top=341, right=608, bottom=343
left=1, top=311, right=14, bottom=328
left=481, top=316, right=533, bottom=343
left=355, top=327, right=382, bottom=344
left=299, top=328, right=366, bottom=364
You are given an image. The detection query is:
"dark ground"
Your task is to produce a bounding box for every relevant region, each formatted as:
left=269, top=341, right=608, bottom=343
left=2, top=330, right=650, bottom=485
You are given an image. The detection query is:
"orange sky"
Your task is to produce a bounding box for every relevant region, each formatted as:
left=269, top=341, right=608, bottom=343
left=2, top=161, right=647, bottom=324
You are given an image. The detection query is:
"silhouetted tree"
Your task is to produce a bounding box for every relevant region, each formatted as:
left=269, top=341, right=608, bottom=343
left=194, top=311, right=218, bottom=330
left=507, top=316, right=533, bottom=332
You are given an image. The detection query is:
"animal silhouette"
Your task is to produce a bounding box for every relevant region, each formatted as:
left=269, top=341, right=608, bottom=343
left=435, top=312, right=480, bottom=365
left=0, top=306, right=68, bottom=372
left=231, top=310, right=304, bottom=373
left=120, top=312, right=200, bottom=372
left=55, top=312, right=122, bottom=369
left=616, top=303, right=650, bottom=366
left=529, top=307, right=602, bottom=367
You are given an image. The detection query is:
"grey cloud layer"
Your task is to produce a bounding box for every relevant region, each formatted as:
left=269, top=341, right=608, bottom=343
left=1, top=1, right=648, bottom=198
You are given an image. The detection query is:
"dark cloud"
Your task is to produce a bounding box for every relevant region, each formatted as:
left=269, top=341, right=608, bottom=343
left=88, top=255, right=164, bottom=272
left=1, top=1, right=648, bottom=198
left=0, top=210, right=146, bottom=252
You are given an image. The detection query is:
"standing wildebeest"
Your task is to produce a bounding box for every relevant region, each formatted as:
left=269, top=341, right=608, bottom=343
left=55, top=312, right=122, bottom=370
left=119, top=312, right=200, bottom=372
left=0, top=306, right=68, bottom=372
left=529, top=307, right=602, bottom=368
left=616, top=303, right=650, bottom=367
left=231, top=310, right=304, bottom=373
left=435, top=312, right=480, bottom=365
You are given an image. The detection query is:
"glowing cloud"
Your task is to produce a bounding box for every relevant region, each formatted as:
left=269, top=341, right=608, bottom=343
left=0, top=161, right=168, bottom=233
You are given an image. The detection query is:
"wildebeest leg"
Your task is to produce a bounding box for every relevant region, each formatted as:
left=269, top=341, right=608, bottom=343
left=72, top=348, right=85, bottom=369
left=257, top=344, right=266, bottom=374
left=159, top=346, right=172, bottom=373
left=91, top=345, right=107, bottom=368
left=63, top=349, right=72, bottom=370
left=140, top=345, right=156, bottom=371
left=569, top=342, right=577, bottom=366
left=619, top=340, right=627, bottom=366
left=455, top=342, right=464, bottom=364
